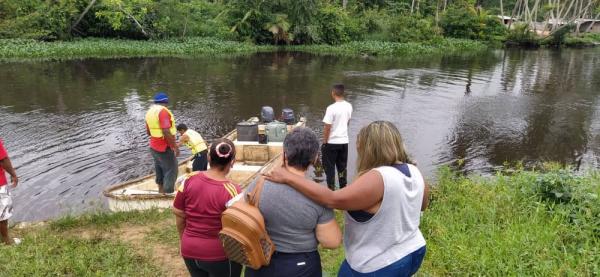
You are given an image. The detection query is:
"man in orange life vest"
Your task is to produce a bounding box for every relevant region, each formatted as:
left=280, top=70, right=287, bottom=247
left=145, top=92, right=179, bottom=193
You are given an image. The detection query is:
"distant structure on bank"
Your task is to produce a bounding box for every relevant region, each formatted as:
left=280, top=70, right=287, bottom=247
left=494, top=0, right=600, bottom=36
left=497, top=16, right=600, bottom=35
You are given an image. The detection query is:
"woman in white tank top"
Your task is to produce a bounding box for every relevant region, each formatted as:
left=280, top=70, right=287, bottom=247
left=265, top=121, right=430, bottom=276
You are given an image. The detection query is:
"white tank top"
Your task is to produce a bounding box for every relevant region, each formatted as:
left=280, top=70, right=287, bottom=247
left=343, top=164, right=426, bottom=273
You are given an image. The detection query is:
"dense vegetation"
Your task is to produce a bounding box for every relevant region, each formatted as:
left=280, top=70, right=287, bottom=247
left=0, top=37, right=486, bottom=60
left=2, top=0, right=597, bottom=47
left=2, top=167, right=598, bottom=276
left=0, top=0, right=507, bottom=44
left=421, top=166, right=599, bottom=275
left=0, top=37, right=274, bottom=60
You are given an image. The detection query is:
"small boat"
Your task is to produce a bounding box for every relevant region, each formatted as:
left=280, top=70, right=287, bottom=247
left=104, top=117, right=306, bottom=212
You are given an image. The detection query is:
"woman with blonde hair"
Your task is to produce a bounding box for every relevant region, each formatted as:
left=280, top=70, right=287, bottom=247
left=265, top=121, right=430, bottom=276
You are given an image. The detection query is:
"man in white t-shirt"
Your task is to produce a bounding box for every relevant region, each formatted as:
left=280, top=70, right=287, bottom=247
left=321, top=84, right=353, bottom=190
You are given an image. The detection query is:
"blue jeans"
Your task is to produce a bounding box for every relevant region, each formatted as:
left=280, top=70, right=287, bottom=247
left=338, top=246, right=426, bottom=277
left=150, top=147, right=178, bottom=193
left=245, top=251, right=322, bottom=277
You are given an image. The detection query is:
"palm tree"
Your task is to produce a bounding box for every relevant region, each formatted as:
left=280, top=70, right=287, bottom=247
left=264, top=13, right=292, bottom=44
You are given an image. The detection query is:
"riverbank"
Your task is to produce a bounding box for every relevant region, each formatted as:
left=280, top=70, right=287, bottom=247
left=2, top=167, right=597, bottom=276
left=0, top=37, right=487, bottom=61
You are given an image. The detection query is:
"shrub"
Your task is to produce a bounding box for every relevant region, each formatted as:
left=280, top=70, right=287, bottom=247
left=542, top=24, right=574, bottom=47
left=149, top=0, right=232, bottom=39
left=533, top=169, right=576, bottom=203
left=505, top=23, right=540, bottom=47
left=565, top=33, right=600, bottom=47
left=315, top=5, right=351, bottom=45
left=0, top=0, right=87, bottom=40
left=440, top=5, right=507, bottom=42
left=357, top=9, right=394, bottom=41
left=440, top=5, right=480, bottom=39
left=478, top=14, right=507, bottom=42
left=388, top=15, right=439, bottom=43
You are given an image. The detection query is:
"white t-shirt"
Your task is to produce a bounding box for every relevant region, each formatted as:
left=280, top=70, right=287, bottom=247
left=322, top=100, right=353, bottom=144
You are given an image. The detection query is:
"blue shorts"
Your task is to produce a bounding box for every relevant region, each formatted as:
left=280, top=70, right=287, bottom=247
left=338, top=246, right=426, bottom=277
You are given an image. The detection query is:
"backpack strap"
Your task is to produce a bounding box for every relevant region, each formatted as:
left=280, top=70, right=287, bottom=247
left=247, top=177, right=266, bottom=209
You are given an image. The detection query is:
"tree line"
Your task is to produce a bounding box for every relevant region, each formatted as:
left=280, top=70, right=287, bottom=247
left=0, top=0, right=598, bottom=45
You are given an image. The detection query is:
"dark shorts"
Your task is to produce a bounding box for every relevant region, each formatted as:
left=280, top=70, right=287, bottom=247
left=338, top=246, right=426, bottom=277
left=192, top=150, right=208, bottom=171
left=150, top=147, right=178, bottom=193
left=245, top=251, right=322, bottom=277
left=183, top=258, right=242, bottom=277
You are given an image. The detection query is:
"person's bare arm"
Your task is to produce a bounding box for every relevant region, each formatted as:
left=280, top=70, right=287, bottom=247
left=316, top=219, right=342, bottom=249
left=163, top=128, right=179, bottom=156
left=0, top=157, right=18, bottom=187
left=264, top=166, right=384, bottom=211
left=177, top=134, right=189, bottom=148
left=421, top=182, right=430, bottom=211
left=172, top=207, right=186, bottom=239
left=322, top=124, right=332, bottom=144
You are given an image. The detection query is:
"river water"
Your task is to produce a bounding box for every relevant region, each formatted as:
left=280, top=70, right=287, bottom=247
left=1, top=49, right=599, bottom=222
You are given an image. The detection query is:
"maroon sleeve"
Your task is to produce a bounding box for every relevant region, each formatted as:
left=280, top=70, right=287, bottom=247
left=234, top=183, right=242, bottom=194
left=0, top=139, right=7, bottom=160
left=158, top=109, right=172, bottom=129
left=173, top=181, right=186, bottom=210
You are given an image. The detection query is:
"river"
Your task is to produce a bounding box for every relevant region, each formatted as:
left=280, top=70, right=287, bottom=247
left=1, top=49, right=599, bottom=221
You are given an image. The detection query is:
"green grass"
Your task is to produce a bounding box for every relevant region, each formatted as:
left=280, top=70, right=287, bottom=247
left=49, top=208, right=172, bottom=231
left=0, top=229, right=162, bottom=276
left=146, top=218, right=180, bottom=248
left=286, top=38, right=489, bottom=57
left=420, top=167, right=600, bottom=276
left=0, top=37, right=488, bottom=61
left=565, top=33, right=600, bottom=47
left=320, top=211, right=345, bottom=276
left=0, top=37, right=275, bottom=61
left=3, top=167, right=598, bottom=276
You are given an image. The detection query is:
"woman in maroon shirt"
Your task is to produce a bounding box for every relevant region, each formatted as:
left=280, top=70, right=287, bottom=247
left=173, top=138, right=242, bottom=277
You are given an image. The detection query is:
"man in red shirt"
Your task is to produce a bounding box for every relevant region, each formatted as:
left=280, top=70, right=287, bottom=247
left=145, top=92, right=180, bottom=193
left=0, top=138, right=18, bottom=245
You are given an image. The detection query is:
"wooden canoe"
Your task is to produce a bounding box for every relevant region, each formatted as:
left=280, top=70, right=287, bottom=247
left=103, top=117, right=306, bottom=212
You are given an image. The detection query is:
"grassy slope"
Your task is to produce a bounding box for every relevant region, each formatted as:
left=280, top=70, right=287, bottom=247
left=2, top=168, right=598, bottom=276
left=421, top=167, right=599, bottom=276
left=0, top=37, right=486, bottom=61
left=565, top=33, right=600, bottom=47
left=1, top=209, right=176, bottom=276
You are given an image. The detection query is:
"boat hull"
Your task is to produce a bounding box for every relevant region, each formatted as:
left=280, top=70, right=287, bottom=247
left=104, top=118, right=305, bottom=212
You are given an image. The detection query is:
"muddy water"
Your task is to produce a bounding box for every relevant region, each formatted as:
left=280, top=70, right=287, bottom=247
left=1, top=49, right=599, bottom=221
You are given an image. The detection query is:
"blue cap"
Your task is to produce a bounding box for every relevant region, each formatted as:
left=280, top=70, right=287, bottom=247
left=153, top=92, right=169, bottom=103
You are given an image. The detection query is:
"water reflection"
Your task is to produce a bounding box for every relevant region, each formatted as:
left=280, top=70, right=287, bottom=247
left=445, top=50, right=600, bottom=171
left=0, top=49, right=599, bottom=221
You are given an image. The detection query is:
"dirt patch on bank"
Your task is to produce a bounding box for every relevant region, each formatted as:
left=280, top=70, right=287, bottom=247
left=67, top=218, right=187, bottom=277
